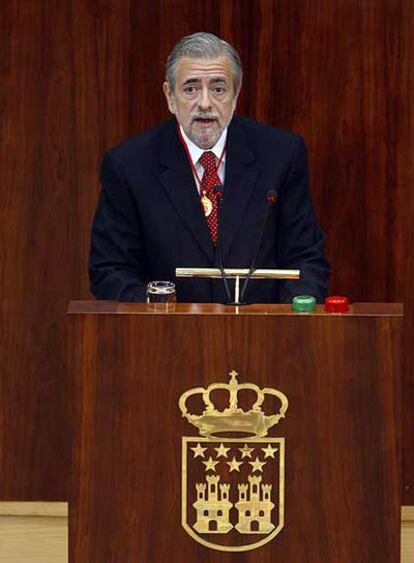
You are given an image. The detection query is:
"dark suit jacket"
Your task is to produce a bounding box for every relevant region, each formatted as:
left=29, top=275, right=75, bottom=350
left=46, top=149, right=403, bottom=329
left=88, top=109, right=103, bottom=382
left=89, top=116, right=330, bottom=303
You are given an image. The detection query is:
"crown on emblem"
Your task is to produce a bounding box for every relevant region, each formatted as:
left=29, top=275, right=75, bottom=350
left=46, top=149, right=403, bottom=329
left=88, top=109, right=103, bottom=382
left=179, top=371, right=288, bottom=438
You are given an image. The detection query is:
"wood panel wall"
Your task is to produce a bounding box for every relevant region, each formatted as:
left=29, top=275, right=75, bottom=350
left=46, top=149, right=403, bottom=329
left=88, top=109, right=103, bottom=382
left=1, top=0, right=413, bottom=503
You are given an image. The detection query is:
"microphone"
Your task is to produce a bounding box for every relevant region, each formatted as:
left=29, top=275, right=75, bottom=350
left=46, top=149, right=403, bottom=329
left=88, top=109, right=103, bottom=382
left=239, top=189, right=278, bottom=302
left=214, top=184, right=232, bottom=303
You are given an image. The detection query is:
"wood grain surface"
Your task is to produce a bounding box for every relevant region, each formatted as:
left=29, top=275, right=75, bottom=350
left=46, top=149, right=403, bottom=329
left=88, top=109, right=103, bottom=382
left=0, top=0, right=413, bottom=505
left=68, top=306, right=401, bottom=562
left=0, top=503, right=67, bottom=563
left=67, top=300, right=403, bottom=316
left=2, top=503, right=414, bottom=562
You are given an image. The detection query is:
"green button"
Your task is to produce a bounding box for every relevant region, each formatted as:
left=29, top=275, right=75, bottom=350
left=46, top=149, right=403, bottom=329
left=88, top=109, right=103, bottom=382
left=292, top=295, right=316, bottom=312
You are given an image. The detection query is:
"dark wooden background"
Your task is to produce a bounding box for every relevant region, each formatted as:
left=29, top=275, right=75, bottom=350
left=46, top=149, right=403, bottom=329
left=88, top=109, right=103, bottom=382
left=1, top=0, right=413, bottom=503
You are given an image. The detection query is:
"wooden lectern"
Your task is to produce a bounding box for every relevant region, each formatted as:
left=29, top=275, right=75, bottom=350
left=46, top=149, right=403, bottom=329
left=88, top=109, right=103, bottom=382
left=67, top=301, right=402, bottom=562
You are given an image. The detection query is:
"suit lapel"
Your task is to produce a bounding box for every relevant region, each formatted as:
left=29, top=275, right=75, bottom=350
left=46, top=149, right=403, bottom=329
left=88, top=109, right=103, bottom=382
left=158, top=120, right=214, bottom=261
left=221, top=117, right=258, bottom=261
left=157, top=118, right=259, bottom=265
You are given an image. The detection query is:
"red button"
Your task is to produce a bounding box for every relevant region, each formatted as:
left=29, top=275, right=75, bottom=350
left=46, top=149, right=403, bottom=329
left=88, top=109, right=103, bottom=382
left=324, top=295, right=350, bottom=313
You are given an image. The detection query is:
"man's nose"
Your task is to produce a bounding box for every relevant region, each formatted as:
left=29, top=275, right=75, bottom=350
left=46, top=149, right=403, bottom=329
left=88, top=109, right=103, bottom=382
left=198, top=87, right=212, bottom=110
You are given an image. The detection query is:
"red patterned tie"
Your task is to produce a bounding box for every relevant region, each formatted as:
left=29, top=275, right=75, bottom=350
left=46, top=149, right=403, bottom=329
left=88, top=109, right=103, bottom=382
left=199, top=151, right=221, bottom=245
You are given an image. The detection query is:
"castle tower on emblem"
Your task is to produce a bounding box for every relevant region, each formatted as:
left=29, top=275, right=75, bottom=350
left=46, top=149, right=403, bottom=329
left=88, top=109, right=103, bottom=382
left=193, top=475, right=233, bottom=533
left=236, top=475, right=275, bottom=534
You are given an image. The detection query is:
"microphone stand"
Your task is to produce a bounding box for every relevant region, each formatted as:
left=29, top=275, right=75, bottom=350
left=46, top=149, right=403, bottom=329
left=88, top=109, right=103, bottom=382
left=239, top=190, right=278, bottom=303
left=214, top=185, right=233, bottom=304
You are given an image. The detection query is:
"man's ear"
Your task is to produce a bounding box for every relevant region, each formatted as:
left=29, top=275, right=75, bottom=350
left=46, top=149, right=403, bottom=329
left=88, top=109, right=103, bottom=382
left=232, top=82, right=242, bottom=109
left=163, top=82, right=176, bottom=114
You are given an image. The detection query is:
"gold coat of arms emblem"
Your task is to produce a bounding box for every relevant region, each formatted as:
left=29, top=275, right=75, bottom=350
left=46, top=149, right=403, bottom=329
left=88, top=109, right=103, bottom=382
left=179, top=370, right=289, bottom=552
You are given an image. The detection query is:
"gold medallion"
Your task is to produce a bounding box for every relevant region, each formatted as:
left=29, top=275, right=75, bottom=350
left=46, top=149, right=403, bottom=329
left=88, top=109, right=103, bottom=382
left=201, top=194, right=213, bottom=217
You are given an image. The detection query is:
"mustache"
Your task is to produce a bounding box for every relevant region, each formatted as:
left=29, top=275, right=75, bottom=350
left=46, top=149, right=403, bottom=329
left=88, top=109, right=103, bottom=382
left=191, top=112, right=219, bottom=120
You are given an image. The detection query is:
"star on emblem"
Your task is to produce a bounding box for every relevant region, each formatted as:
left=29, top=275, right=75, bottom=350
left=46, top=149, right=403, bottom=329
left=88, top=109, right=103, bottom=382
left=239, top=444, right=255, bottom=458
left=249, top=457, right=266, bottom=473
left=262, top=444, right=278, bottom=458
left=214, top=443, right=230, bottom=458
left=226, top=457, right=243, bottom=472
left=190, top=443, right=207, bottom=458
left=203, top=457, right=219, bottom=472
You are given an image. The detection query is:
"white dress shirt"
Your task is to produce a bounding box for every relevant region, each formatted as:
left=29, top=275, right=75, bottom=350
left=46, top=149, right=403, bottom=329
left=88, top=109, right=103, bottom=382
left=179, top=125, right=227, bottom=193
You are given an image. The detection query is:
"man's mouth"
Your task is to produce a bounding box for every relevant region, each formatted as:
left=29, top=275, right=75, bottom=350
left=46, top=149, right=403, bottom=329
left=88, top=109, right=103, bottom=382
left=194, top=117, right=217, bottom=124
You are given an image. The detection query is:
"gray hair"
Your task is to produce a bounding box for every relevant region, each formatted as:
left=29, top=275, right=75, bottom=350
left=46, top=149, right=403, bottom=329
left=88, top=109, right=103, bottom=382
left=166, top=32, right=242, bottom=94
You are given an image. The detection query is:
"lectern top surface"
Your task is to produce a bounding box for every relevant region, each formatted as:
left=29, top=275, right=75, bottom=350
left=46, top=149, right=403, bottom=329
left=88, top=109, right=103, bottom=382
left=67, top=301, right=403, bottom=317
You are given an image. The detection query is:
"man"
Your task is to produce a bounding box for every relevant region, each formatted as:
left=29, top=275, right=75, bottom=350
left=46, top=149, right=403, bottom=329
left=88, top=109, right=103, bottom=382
left=89, top=32, right=330, bottom=303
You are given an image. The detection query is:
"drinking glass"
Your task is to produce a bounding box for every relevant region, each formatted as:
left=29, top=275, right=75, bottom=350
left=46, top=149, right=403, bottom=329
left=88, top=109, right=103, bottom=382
left=146, top=281, right=177, bottom=307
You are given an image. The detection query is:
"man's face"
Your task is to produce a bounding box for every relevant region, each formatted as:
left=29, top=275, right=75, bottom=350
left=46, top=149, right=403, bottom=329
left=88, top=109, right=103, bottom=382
left=163, top=55, right=240, bottom=149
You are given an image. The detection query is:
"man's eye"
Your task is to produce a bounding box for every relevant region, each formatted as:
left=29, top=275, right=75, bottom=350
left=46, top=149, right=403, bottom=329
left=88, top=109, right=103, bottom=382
left=213, top=87, right=225, bottom=94
left=184, top=86, right=197, bottom=94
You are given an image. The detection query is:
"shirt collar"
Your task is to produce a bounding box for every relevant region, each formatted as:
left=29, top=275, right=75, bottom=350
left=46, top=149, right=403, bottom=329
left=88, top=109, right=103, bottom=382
left=179, top=125, right=227, bottom=165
